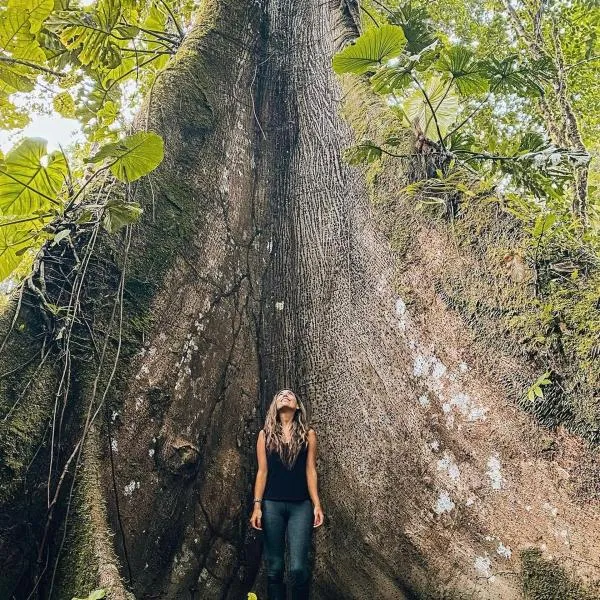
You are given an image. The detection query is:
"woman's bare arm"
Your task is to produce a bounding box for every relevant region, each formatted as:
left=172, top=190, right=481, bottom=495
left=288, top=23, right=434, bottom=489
left=253, top=430, right=268, bottom=506
left=306, top=428, right=321, bottom=509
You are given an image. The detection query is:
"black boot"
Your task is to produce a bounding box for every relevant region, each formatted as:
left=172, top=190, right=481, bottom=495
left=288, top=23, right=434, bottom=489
left=267, top=576, right=286, bottom=600
left=290, top=577, right=310, bottom=600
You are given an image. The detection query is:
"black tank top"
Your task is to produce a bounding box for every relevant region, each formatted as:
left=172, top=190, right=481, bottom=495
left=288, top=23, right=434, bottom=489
left=263, top=431, right=310, bottom=501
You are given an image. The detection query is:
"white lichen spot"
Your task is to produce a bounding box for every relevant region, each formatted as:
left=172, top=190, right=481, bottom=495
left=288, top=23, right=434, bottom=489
left=437, top=451, right=460, bottom=481
left=434, top=491, right=455, bottom=514
left=413, top=355, right=430, bottom=377
left=124, top=480, right=140, bottom=497
left=395, top=297, right=407, bottom=330
left=466, top=496, right=476, bottom=506
left=395, top=297, right=406, bottom=317
left=111, top=439, right=118, bottom=452
left=135, top=396, right=145, bottom=411
left=474, top=555, right=492, bottom=578
left=429, top=440, right=440, bottom=452
left=442, top=392, right=488, bottom=424
left=543, top=502, right=558, bottom=517
left=418, top=394, right=430, bottom=407
left=266, top=239, right=273, bottom=252
left=111, top=409, right=119, bottom=422
left=199, top=567, right=209, bottom=581
left=497, top=542, right=512, bottom=558
left=431, top=358, right=447, bottom=379
left=148, top=448, right=155, bottom=458
left=275, top=301, right=284, bottom=311
left=486, top=454, right=505, bottom=490
left=459, top=361, right=468, bottom=372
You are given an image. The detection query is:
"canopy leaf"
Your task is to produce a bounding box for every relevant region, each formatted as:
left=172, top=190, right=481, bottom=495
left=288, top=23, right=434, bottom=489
left=85, top=131, right=164, bottom=182
left=400, top=75, right=459, bottom=138
left=332, top=24, right=407, bottom=75
left=102, top=198, right=143, bottom=233
left=0, top=138, right=67, bottom=215
left=436, top=46, right=489, bottom=95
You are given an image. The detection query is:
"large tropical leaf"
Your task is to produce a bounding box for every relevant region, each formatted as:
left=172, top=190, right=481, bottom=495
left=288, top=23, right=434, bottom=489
left=389, top=3, right=437, bottom=55
left=46, top=0, right=125, bottom=70
left=7, top=0, right=54, bottom=34
left=332, top=24, right=406, bottom=75
left=85, top=131, right=164, bottom=182
left=485, top=55, right=554, bottom=97
left=400, top=75, right=459, bottom=139
left=370, top=39, right=440, bottom=94
left=0, top=8, right=46, bottom=61
left=0, top=219, right=36, bottom=281
left=102, top=198, right=143, bottom=233
left=436, top=46, right=489, bottom=95
left=0, top=138, right=67, bottom=215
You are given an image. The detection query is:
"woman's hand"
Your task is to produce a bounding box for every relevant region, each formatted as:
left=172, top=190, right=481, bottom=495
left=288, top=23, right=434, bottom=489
left=313, top=504, right=324, bottom=527
left=249, top=506, right=262, bottom=530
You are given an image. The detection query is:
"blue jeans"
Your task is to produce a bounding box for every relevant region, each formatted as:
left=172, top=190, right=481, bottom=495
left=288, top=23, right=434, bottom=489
left=262, top=499, right=313, bottom=599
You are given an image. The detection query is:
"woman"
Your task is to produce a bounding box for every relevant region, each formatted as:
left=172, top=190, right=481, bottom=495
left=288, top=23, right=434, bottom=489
left=249, top=389, right=324, bottom=600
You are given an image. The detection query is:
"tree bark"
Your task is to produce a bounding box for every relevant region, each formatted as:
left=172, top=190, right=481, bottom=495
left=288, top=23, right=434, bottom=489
left=1, top=0, right=599, bottom=599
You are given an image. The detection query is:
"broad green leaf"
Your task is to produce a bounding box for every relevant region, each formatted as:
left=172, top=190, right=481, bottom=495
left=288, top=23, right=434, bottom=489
left=436, top=46, right=488, bottom=95
left=8, top=0, right=54, bottom=34
left=0, top=8, right=46, bottom=62
left=85, top=131, right=164, bottom=182
left=102, top=198, right=143, bottom=233
left=0, top=219, right=37, bottom=280
left=47, top=0, right=124, bottom=70
left=0, top=138, right=67, bottom=215
left=370, top=64, right=412, bottom=94
left=400, top=75, right=459, bottom=139
left=389, top=4, right=437, bottom=55
left=141, top=3, right=167, bottom=32
left=485, top=55, right=553, bottom=97
left=0, top=64, right=36, bottom=95
left=342, top=142, right=382, bottom=165
left=53, top=91, right=76, bottom=118
left=332, top=24, right=406, bottom=75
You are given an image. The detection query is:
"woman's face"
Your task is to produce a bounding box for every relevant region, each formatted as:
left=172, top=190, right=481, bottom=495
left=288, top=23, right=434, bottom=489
left=276, top=389, right=298, bottom=411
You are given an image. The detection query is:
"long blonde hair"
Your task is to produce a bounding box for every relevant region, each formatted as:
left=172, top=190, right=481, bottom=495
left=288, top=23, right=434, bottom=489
left=263, top=389, right=310, bottom=469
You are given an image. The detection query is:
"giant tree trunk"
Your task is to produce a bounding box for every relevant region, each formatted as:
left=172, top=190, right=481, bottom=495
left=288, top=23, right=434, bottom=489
left=1, top=0, right=599, bottom=599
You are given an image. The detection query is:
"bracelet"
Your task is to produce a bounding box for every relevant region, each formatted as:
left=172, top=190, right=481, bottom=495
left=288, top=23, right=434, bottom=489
left=253, top=498, right=262, bottom=503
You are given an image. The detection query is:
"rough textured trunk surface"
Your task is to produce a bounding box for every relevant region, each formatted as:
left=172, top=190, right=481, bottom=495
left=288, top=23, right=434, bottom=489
left=1, top=0, right=599, bottom=599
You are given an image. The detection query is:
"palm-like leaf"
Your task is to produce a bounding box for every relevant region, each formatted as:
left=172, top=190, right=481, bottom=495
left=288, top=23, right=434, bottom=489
left=389, top=3, right=437, bottom=55
left=332, top=24, right=406, bottom=75
left=437, top=46, right=488, bottom=95
left=401, top=75, right=459, bottom=139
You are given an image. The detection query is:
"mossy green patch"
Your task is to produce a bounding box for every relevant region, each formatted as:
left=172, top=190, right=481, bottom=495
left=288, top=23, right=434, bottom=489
left=521, top=548, right=599, bottom=599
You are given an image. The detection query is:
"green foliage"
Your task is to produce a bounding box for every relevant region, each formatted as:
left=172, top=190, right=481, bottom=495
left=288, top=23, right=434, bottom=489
left=332, top=23, right=406, bottom=75
left=102, top=197, right=142, bottom=232
left=334, top=0, right=595, bottom=222
left=400, top=74, right=459, bottom=137
left=0, top=0, right=187, bottom=282
left=85, top=130, right=164, bottom=182
left=72, top=589, right=106, bottom=600
left=0, top=137, right=67, bottom=214
left=524, top=370, right=552, bottom=402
